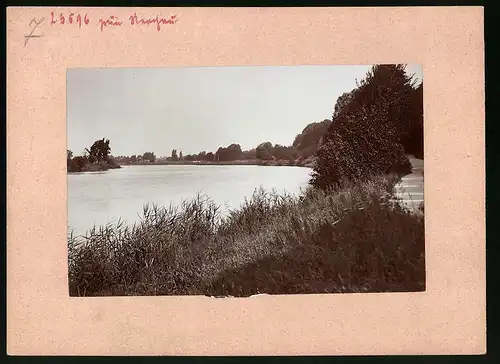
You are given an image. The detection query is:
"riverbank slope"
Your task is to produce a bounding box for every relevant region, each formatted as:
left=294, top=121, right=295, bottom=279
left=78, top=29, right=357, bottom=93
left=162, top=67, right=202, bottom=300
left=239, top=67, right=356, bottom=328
left=68, top=173, right=425, bottom=297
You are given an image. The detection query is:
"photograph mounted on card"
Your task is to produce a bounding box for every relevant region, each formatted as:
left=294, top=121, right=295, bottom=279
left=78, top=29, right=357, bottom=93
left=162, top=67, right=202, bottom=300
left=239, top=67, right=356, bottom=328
left=7, top=6, right=485, bottom=356
left=66, top=64, right=425, bottom=298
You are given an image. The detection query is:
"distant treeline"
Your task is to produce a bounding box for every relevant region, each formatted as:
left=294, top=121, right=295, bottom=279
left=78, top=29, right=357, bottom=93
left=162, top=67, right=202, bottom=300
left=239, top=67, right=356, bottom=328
left=113, top=67, right=423, bottom=171
left=113, top=119, right=331, bottom=165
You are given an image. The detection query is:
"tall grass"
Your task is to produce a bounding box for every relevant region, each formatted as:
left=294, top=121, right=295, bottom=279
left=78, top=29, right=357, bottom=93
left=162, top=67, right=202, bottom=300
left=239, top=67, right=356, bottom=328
left=68, top=174, right=425, bottom=296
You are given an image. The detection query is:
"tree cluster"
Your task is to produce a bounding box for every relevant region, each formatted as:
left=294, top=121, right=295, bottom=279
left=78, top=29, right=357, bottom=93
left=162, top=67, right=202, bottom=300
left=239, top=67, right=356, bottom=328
left=67, top=138, right=115, bottom=172
left=310, top=64, right=423, bottom=189
left=85, top=138, right=111, bottom=164
left=292, top=119, right=332, bottom=160
left=113, top=152, right=157, bottom=164
left=215, top=143, right=243, bottom=161
left=142, top=152, right=156, bottom=163
left=183, top=151, right=215, bottom=162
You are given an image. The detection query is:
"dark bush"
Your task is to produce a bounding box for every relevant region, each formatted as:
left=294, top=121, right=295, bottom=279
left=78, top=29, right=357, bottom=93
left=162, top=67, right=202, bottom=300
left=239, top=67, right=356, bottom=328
left=310, top=65, right=419, bottom=189
left=68, top=156, right=88, bottom=172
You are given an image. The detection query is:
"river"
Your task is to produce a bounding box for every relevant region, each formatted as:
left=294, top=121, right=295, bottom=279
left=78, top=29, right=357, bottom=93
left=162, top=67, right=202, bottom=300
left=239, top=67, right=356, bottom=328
left=394, top=157, right=424, bottom=213
left=68, top=164, right=312, bottom=237
left=68, top=159, right=424, bottom=237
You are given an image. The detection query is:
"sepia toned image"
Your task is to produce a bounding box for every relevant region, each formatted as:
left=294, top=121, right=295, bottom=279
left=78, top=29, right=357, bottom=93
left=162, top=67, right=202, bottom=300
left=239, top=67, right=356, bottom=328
left=7, top=5, right=486, bottom=355
left=67, top=64, right=425, bottom=297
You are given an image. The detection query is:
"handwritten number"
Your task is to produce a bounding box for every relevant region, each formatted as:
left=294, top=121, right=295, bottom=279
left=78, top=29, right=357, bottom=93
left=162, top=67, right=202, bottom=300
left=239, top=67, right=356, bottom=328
left=50, top=11, right=56, bottom=25
left=48, top=12, right=89, bottom=27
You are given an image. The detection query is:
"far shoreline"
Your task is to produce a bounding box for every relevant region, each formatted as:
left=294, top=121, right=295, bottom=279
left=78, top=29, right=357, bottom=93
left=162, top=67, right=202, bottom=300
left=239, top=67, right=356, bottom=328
left=68, top=155, right=423, bottom=174
left=67, top=159, right=314, bottom=174
left=116, top=159, right=316, bottom=168
left=67, top=162, right=122, bottom=174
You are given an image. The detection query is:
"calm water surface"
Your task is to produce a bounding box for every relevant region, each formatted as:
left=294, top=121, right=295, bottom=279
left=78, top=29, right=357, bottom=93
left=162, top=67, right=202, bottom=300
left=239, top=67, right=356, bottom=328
left=68, top=165, right=311, bottom=236
left=394, top=157, right=424, bottom=212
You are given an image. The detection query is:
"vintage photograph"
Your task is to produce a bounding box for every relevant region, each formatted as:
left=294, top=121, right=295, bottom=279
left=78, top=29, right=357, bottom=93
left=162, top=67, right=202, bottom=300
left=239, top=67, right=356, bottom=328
left=67, top=64, right=424, bottom=297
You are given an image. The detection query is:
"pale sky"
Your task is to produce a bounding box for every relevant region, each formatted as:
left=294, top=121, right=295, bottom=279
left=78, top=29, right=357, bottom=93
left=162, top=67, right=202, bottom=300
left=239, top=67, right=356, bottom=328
left=67, top=64, right=423, bottom=157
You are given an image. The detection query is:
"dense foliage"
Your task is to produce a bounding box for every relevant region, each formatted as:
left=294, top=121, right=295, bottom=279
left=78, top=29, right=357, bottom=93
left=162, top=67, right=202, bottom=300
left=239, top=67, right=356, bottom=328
left=292, top=119, right=332, bottom=159
left=142, top=152, right=156, bottom=163
left=215, top=143, right=243, bottom=161
left=85, top=138, right=111, bottom=164
left=310, top=64, right=422, bottom=189
left=67, top=138, right=120, bottom=172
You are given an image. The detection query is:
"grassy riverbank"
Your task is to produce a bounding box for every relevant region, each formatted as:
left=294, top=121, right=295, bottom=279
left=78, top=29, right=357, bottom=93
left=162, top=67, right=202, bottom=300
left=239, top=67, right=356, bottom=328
left=68, top=174, right=425, bottom=297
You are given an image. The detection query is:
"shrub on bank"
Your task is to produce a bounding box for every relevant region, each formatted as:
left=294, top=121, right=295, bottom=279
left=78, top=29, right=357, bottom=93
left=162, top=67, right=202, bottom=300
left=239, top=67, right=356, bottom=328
left=68, top=175, right=425, bottom=297
left=310, top=65, right=421, bottom=190
left=67, top=156, right=88, bottom=172
left=67, top=156, right=122, bottom=173
left=207, top=192, right=425, bottom=296
left=310, top=103, right=412, bottom=189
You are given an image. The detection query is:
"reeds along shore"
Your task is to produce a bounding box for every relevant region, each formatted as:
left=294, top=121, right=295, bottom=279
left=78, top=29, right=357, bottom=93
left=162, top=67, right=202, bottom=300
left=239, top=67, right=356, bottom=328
left=68, top=174, right=425, bottom=297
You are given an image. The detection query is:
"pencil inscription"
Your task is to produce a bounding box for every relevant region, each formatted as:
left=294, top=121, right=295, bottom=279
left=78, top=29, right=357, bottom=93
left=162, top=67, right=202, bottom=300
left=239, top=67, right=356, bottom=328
left=24, top=17, right=45, bottom=47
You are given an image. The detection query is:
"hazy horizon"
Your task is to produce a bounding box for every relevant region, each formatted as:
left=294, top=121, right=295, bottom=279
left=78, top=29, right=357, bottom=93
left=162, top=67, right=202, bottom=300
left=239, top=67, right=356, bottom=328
left=67, top=64, right=423, bottom=157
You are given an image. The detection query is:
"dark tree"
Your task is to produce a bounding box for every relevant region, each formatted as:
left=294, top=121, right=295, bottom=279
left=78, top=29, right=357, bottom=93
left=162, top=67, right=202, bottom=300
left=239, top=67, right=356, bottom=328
left=226, top=144, right=243, bottom=160
left=332, top=92, right=354, bottom=119
left=341, top=64, right=423, bottom=155
left=292, top=119, right=331, bottom=159
left=171, top=149, right=178, bottom=161
left=85, top=138, right=111, bottom=164
left=197, top=151, right=207, bottom=161
left=256, top=142, right=274, bottom=160
left=215, top=144, right=243, bottom=161
left=241, top=148, right=257, bottom=160
left=310, top=64, right=417, bottom=189
left=69, top=156, right=88, bottom=172
left=273, top=144, right=297, bottom=161
left=206, top=152, right=215, bottom=161
left=405, top=82, right=424, bottom=158
left=143, top=152, right=156, bottom=163
left=67, top=149, right=74, bottom=170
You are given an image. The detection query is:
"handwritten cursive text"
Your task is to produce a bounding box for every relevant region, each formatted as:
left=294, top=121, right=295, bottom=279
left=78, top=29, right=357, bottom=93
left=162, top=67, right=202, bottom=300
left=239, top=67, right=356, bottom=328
left=98, top=15, right=123, bottom=31
left=129, top=13, right=178, bottom=31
